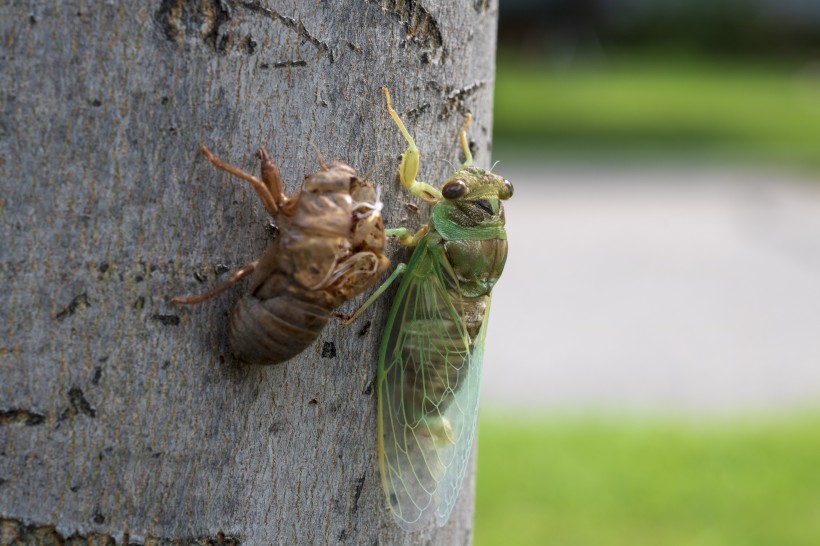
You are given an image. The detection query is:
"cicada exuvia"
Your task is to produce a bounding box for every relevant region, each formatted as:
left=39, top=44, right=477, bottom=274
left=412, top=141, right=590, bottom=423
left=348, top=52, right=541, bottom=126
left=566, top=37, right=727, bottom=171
left=349, top=88, right=513, bottom=530
left=173, top=146, right=390, bottom=365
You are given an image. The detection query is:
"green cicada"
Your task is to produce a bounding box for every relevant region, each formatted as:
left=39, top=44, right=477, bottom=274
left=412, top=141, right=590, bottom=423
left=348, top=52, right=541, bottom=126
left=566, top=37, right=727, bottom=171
left=349, top=88, right=512, bottom=531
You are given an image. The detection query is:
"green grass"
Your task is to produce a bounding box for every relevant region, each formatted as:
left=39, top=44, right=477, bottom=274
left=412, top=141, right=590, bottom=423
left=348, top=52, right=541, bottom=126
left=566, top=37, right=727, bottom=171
left=475, top=413, right=820, bottom=546
left=494, top=55, right=820, bottom=166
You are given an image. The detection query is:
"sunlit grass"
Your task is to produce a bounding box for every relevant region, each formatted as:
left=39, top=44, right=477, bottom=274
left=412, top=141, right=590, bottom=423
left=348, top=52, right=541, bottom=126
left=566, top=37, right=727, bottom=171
left=494, top=55, right=820, bottom=166
left=475, top=413, right=820, bottom=546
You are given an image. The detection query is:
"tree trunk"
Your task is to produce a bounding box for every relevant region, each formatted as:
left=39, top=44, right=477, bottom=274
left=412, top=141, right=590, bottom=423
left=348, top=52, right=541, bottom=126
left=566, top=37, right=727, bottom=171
left=0, top=1, right=498, bottom=544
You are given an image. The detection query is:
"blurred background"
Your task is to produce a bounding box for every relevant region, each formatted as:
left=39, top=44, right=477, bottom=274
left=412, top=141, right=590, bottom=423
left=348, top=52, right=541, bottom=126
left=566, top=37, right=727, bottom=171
left=476, top=1, right=820, bottom=544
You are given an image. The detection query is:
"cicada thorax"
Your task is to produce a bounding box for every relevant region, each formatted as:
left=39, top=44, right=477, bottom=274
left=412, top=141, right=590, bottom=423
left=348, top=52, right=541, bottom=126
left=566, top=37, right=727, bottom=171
left=229, top=162, right=389, bottom=366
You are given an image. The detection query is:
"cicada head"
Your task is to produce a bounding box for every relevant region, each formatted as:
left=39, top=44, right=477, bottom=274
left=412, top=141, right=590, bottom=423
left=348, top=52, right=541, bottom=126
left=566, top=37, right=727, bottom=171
left=431, top=167, right=513, bottom=240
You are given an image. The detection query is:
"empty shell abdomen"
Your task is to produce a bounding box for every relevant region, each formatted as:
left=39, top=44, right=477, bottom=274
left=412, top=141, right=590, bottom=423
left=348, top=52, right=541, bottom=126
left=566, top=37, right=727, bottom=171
left=229, top=294, right=330, bottom=365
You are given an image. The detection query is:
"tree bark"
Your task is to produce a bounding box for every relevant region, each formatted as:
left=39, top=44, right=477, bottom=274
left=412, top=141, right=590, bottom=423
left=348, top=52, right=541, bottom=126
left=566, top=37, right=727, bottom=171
left=0, top=1, right=498, bottom=544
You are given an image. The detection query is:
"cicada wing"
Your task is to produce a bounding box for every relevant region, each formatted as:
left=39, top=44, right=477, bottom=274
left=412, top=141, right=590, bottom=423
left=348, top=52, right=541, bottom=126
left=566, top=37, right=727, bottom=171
left=432, top=299, right=488, bottom=527
left=377, top=239, right=489, bottom=531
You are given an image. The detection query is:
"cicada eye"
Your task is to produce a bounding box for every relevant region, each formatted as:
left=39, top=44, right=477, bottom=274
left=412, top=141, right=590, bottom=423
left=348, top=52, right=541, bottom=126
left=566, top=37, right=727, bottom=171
left=499, top=179, right=514, bottom=200
left=442, top=180, right=468, bottom=199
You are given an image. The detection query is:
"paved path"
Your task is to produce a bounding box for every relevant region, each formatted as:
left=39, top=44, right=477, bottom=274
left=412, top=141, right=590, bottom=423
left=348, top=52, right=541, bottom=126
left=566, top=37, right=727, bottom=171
left=482, top=163, right=820, bottom=414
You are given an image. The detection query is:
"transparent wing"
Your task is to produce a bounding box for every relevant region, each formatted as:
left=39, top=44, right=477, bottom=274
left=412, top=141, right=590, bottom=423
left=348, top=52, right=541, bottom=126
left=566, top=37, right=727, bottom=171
left=377, top=237, right=490, bottom=531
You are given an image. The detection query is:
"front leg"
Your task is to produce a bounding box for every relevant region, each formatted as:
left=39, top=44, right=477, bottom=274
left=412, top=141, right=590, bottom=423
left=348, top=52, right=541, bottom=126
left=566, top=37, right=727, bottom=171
left=382, top=87, right=442, bottom=205
left=257, top=147, right=296, bottom=213
left=200, top=146, right=280, bottom=215
left=385, top=225, right=429, bottom=247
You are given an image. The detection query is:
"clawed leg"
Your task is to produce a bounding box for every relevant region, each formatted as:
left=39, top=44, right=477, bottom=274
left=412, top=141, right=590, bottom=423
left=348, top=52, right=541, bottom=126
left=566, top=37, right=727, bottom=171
left=385, top=225, right=429, bottom=247
left=257, top=147, right=294, bottom=213
left=459, top=112, right=473, bottom=167
left=200, top=145, right=280, bottom=215
left=382, top=87, right=442, bottom=205
left=171, top=260, right=258, bottom=305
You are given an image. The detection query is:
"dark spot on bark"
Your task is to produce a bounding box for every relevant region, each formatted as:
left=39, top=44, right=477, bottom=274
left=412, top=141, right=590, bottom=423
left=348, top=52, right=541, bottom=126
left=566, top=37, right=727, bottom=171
left=161, top=96, right=170, bottom=105
left=244, top=34, right=257, bottom=54
left=362, top=379, right=374, bottom=396
left=268, top=420, right=285, bottom=433
left=338, top=530, right=348, bottom=541
left=237, top=2, right=335, bottom=62
left=468, top=139, right=477, bottom=161
left=152, top=314, right=180, bottom=326
left=151, top=451, right=162, bottom=459
left=321, top=341, right=336, bottom=358
left=0, top=409, right=45, bottom=427
left=357, top=320, right=371, bottom=337
left=70, top=484, right=80, bottom=492
left=273, top=60, right=307, bottom=68
left=162, top=360, right=171, bottom=369
left=134, top=274, right=144, bottom=282
left=155, top=0, right=233, bottom=54
left=98, top=261, right=109, bottom=273
left=367, top=0, right=444, bottom=63
left=92, top=512, right=105, bottom=524
left=215, top=263, right=231, bottom=275
left=91, top=367, right=102, bottom=386
left=29, top=14, right=37, bottom=25
left=265, top=221, right=279, bottom=239
left=62, top=387, right=97, bottom=419
left=260, top=62, right=270, bottom=69
left=352, top=474, right=366, bottom=513
left=308, top=397, right=318, bottom=405
left=89, top=99, right=102, bottom=107
left=98, top=356, right=109, bottom=362
left=133, top=296, right=145, bottom=310
left=438, top=81, right=487, bottom=120
left=55, top=293, right=90, bottom=320
left=406, top=102, right=431, bottom=121
left=168, top=126, right=177, bottom=134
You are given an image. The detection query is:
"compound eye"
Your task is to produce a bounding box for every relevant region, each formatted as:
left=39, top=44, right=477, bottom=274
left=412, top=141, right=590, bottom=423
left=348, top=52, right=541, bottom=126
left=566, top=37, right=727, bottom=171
left=499, top=179, right=514, bottom=200
left=442, top=179, right=468, bottom=199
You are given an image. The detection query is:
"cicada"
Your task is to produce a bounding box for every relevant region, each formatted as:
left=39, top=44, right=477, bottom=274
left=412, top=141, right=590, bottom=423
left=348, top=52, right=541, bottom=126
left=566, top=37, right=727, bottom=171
left=349, top=88, right=513, bottom=530
left=173, top=146, right=390, bottom=365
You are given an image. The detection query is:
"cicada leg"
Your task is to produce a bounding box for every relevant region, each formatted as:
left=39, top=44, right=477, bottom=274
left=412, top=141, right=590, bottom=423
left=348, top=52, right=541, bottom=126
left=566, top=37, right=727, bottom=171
left=382, top=87, right=442, bottom=205
left=341, top=263, right=407, bottom=326
left=171, top=260, right=258, bottom=305
left=200, top=145, right=280, bottom=215
left=257, top=147, right=296, bottom=214
left=459, top=112, right=473, bottom=168
left=385, top=225, right=429, bottom=247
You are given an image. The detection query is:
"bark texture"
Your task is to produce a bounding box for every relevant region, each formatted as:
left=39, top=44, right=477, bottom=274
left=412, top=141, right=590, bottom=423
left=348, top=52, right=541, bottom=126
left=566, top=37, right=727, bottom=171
left=0, top=1, right=498, bottom=544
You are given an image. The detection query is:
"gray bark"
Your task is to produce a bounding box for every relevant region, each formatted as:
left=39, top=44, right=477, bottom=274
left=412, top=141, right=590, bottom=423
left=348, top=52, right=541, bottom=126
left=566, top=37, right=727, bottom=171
left=0, top=1, right=498, bottom=544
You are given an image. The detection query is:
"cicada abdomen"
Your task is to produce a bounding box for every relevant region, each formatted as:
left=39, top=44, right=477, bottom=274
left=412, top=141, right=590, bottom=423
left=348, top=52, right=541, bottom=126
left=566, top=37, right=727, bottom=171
left=173, top=147, right=389, bottom=366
